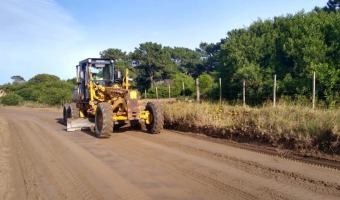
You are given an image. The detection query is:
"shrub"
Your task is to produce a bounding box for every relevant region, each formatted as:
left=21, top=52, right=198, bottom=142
left=0, top=93, right=24, bottom=106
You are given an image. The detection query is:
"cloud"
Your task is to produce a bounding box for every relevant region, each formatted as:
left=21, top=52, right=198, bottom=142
left=0, top=0, right=85, bottom=84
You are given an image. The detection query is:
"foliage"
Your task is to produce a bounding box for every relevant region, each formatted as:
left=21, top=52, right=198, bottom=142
left=28, top=74, right=60, bottom=85
left=100, top=48, right=128, bottom=61
left=100, top=48, right=135, bottom=77
left=218, top=10, right=340, bottom=107
left=66, top=77, right=77, bottom=85
left=0, top=93, right=23, bottom=106
left=322, top=0, right=340, bottom=12
left=146, top=73, right=195, bottom=99
left=124, top=7, right=339, bottom=107
left=198, top=41, right=223, bottom=73
left=130, top=42, right=176, bottom=90
left=0, top=74, right=74, bottom=106
left=198, top=73, right=217, bottom=99
left=1, top=1, right=339, bottom=107
left=11, top=75, right=25, bottom=85
left=171, top=73, right=195, bottom=97
left=168, top=47, right=204, bottom=78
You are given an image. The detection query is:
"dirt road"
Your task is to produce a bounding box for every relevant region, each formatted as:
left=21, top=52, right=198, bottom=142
left=0, top=106, right=339, bottom=200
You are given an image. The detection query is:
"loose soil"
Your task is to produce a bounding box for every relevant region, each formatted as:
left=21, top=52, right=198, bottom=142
left=0, top=106, right=339, bottom=199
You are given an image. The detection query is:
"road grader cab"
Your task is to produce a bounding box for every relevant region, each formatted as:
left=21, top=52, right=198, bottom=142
left=63, top=58, right=163, bottom=138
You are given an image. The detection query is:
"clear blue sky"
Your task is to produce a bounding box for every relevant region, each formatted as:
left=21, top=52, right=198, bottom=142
left=0, top=0, right=328, bottom=84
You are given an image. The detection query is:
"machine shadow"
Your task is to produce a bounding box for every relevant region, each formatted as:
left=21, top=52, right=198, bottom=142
left=55, top=117, right=149, bottom=139
left=80, top=124, right=150, bottom=139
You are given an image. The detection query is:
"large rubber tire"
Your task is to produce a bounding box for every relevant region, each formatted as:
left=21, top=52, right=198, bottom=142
left=95, top=102, right=113, bottom=138
left=63, top=104, right=70, bottom=125
left=145, top=102, right=164, bottom=134
left=69, top=102, right=79, bottom=119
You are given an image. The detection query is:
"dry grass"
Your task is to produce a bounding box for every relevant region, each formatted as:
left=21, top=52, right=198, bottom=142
left=163, top=101, right=340, bottom=154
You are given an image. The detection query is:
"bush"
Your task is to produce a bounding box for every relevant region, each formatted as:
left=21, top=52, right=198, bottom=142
left=0, top=93, right=24, bottom=106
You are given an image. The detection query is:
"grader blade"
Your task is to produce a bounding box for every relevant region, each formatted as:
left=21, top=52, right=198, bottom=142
left=67, top=118, right=94, bottom=132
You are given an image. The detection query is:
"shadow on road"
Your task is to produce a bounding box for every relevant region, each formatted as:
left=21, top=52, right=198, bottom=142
left=55, top=117, right=149, bottom=139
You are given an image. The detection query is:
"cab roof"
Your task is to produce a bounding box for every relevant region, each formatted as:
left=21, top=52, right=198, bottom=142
left=79, top=58, right=113, bottom=65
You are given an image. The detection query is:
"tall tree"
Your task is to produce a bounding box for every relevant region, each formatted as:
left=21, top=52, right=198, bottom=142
left=199, top=41, right=223, bottom=72
left=100, top=48, right=128, bottom=61
left=324, top=0, right=340, bottom=12
left=131, top=42, right=171, bottom=89
left=168, top=47, right=204, bottom=78
left=100, top=48, right=131, bottom=74
left=11, top=75, right=25, bottom=84
left=216, top=10, right=340, bottom=106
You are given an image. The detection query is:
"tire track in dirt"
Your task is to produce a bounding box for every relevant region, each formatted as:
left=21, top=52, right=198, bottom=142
left=68, top=131, right=286, bottom=200
left=126, top=131, right=340, bottom=197
left=1, top=108, right=153, bottom=200
left=120, top=131, right=340, bottom=200
left=2, top=107, right=340, bottom=200
left=0, top=118, right=16, bottom=200
left=21, top=119, right=100, bottom=199
left=65, top=133, right=234, bottom=199
left=118, top=140, right=257, bottom=200
left=0, top=117, right=48, bottom=200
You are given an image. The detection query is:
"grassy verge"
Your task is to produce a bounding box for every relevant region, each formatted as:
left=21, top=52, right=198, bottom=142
left=163, top=101, right=340, bottom=155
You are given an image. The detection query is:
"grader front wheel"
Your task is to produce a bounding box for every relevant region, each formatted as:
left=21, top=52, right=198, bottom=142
left=145, top=102, right=164, bottom=134
left=95, top=102, right=113, bottom=138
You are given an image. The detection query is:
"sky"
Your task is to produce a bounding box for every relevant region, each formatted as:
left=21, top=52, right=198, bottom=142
left=0, top=0, right=328, bottom=84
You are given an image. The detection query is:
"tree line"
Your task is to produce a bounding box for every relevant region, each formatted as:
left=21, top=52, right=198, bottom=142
left=101, top=4, right=340, bottom=107
left=1, top=1, right=339, bottom=107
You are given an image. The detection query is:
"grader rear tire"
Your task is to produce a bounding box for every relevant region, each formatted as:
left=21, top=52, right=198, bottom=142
left=145, top=102, right=164, bottom=134
left=63, top=104, right=70, bottom=125
left=95, top=102, right=113, bottom=138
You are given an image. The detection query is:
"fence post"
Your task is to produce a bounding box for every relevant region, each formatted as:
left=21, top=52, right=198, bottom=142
left=144, top=90, right=147, bottom=99
left=313, top=71, right=316, bottom=109
left=182, top=82, right=185, bottom=97
left=196, top=78, right=200, bottom=102
left=243, top=79, right=246, bottom=107
left=156, top=87, right=158, bottom=99
left=219, top=78, right=222, bottom=105
left=168, top=85, right=171, bottom=99
left=273, top=74, right=277, bottom=107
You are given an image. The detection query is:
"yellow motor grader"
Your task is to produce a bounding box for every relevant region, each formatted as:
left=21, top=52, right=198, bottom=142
left=63, top=58, right=163, bottom=138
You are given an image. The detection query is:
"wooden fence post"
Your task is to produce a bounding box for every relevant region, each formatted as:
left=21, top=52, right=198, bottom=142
left=219, top=78, right=222, bottom=105
left=273, top=74, right=277, bottom=107
left=243, top=79, right=246, bottom=107
left=156, top=87, right=158, bottom=99
left=313, top=71, right=316, bottom=109
left=182, top=82, right=185, bottom=97
left=196, top=78, right=200, bottom=102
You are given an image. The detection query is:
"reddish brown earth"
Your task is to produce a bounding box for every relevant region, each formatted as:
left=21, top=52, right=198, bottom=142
left=0, top=106, right=339, bottom=200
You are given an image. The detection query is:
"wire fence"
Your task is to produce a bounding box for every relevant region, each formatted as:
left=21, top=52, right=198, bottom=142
left=145, top=71, right=339, bottom=109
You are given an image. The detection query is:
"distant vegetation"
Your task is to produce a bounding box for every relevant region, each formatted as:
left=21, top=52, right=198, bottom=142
left=101, top=3, right=340, bottom=108
left=0, top=1, right=339, bottom=107
left=0, top=93, right=23, bottom=106
left=0, top=74, right=74, bottom=106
